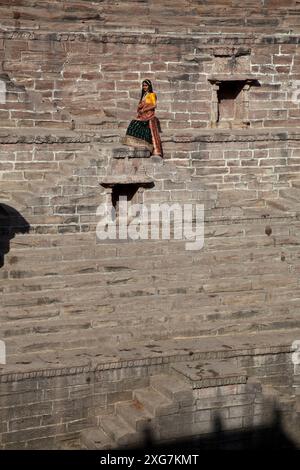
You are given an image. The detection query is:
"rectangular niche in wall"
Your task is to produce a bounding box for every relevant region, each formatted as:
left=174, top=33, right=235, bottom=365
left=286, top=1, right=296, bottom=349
left=111, top=183, right=141, bottom=219
left=100, top=180, right=154, bottom=235
left=208, top=77, right=258, bottom=129
left=218, top=81, right=245, bottom=123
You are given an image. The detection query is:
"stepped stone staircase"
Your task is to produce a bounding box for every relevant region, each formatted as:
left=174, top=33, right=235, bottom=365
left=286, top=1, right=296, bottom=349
left=2, top=203, right=300, bottom=371
left=2, top=225, right=300, bottom=372
left=81, top=359, right=250, bottom=449
left=1, top=130, right=300, bottom=372
left=79, top=358, right=300, bottom=450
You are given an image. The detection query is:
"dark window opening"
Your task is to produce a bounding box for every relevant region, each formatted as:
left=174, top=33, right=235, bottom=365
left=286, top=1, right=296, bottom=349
left=217, top=81, right=245, bottom=124
left=111, top=184, right=141, bottom=219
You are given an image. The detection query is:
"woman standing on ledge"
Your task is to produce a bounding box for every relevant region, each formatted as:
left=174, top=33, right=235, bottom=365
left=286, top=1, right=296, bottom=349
left=122, top=79, right=163, bottom=157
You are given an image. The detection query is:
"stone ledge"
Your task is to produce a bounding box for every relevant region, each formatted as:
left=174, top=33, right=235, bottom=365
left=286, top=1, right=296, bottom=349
left=17, top=214, right=300, bottom=236
left=0, top=329, right=297, bottom=384
left=109, top=147, right=151, bottom=159
left=171, top=359, right=248, bottom=389
left=0, top=31, right=253, bottom=45
left=166, top=129, right=300, bottom=143
left=208, top=74, right=263, bottom=82
left=0, top=30, right=299, bottom=45
left=100, top=175, right=154, bottom=185
left=0, top=128, right=299, bottom=145
left=0, top=129, right=119, bottom=145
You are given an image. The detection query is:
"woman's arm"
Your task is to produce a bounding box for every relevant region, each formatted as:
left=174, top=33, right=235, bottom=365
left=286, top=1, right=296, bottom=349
left=138, top=102, right=156, bottom=113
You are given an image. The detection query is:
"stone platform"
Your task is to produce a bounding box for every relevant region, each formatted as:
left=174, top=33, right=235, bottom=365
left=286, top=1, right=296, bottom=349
left=0, top=324, right=299, bottom=379
left=1, top=329, right=299, bottom=449
left=171, top=359, right=247, bottom=389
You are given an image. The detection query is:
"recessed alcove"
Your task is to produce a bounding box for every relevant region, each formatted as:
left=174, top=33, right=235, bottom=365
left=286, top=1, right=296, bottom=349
left=100, top=179, right=154, bottom=223
left=111, top=184, right=140, bottom=210
left=208, top=76, right=260, bottom=129
left=217, top=81, right=245, bottom=123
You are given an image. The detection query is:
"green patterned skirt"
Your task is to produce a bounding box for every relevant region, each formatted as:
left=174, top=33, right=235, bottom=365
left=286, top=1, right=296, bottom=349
left=122, top=120, right=153, bottom=151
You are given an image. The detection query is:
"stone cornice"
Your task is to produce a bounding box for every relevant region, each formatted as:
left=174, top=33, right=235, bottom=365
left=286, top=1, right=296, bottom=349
left=0, top=130, right=119, bottom=144
left=0, top=341, right=294, bottom=383
left=0, top=128, right=300, bottom=145
left=0, top=30, right=299, bottom=45
left=166, top=130, right=300, bottom=144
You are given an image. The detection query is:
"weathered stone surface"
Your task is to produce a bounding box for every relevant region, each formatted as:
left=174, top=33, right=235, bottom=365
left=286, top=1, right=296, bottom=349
left=171, top=359, right=247, bottom=389
left=1, top=0, right=300, bottom=450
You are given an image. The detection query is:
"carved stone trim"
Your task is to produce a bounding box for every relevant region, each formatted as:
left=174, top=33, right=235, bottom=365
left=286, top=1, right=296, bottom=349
left=0, top=130, right=300, bottom=146
left=0, top=343, right=293, bottom=383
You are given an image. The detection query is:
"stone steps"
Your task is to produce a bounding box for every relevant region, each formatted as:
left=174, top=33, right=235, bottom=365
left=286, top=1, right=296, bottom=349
left=6, top=223, right=298, bottom=250
left=99, top=415, right=140, bottom=448
left=1, top=306, right=299, bottom=348
left=1, top=276, right=298, bottom=313
left=81, top=358, right=252, bottom=449
left=150, top=374, right=193, bottom=404
left=4, top=327, right=299, bottom=369
left=0, top=273, right=292, bottom=304
left=1, top=294, right=299, bottom=344
left=4, top=236, right=293, bottom=267
left=133, top=387, right=177, bottom=417
left=2, top=231, right=297, bottom=286
left=171, top=359, right=247, bottom=389
left=3, top=311, right=299, bottom=367
left=81, top=427, right=113, bottom=450
left=0, top=277, right=298, bottom=313
left=5, top=238, right=299, bottom=272
left=2, top=217, right=300, bottom=363
left=80, top=373, right=191, bottom=449
left=2, top=260, right=295, bottom=295
left=3, top=255, right=290, bottom=286
left=0, top=260, right=292, bottom=294
left=1, top=286, right=299, bottom=338
left=1, top=286, right=300, bottom=346
left=116, top=400, right=152, bottom=433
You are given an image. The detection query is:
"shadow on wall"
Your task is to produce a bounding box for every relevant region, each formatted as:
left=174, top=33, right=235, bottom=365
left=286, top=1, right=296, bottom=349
left=129, top=408, right=298, bottom=451
left=0, top=204, right=30, bottom=268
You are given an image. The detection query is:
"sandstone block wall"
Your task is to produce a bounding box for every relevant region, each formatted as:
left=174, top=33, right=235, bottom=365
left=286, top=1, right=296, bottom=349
left=0, top=1, right=299, bottom=132
left=1, top=131, right=300, bottom=225
left=1, top=0, right=300, bottom=449
left=0, top=346, right=295, bottom=449
left=0, top=0, right=299, bottom=365
left=0, top=34, right=299, bottom=132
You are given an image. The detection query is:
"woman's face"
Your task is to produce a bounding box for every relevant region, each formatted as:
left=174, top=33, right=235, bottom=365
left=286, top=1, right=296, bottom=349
left=142, top=82, right=149, bottom=92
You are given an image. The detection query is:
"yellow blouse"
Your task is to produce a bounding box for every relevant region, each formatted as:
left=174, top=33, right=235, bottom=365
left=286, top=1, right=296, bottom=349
left=144, top=92, right=157, bottom=106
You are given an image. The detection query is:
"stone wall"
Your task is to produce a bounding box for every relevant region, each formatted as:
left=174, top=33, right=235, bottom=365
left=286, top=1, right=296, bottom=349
left=1, top=131, right=300, bottom=224
left=0, top=342, right=295, bottom=449
left=1, top=127, right=300, bottom=369
left=1, top=0, right=300, bottom=449
left=1, top=1, right=299, bottom=34
left=1, top=33, right=299, bottom=131
left=0, top=0, right=300, bottom=132
left=2, top=214, right=300, bottom=370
